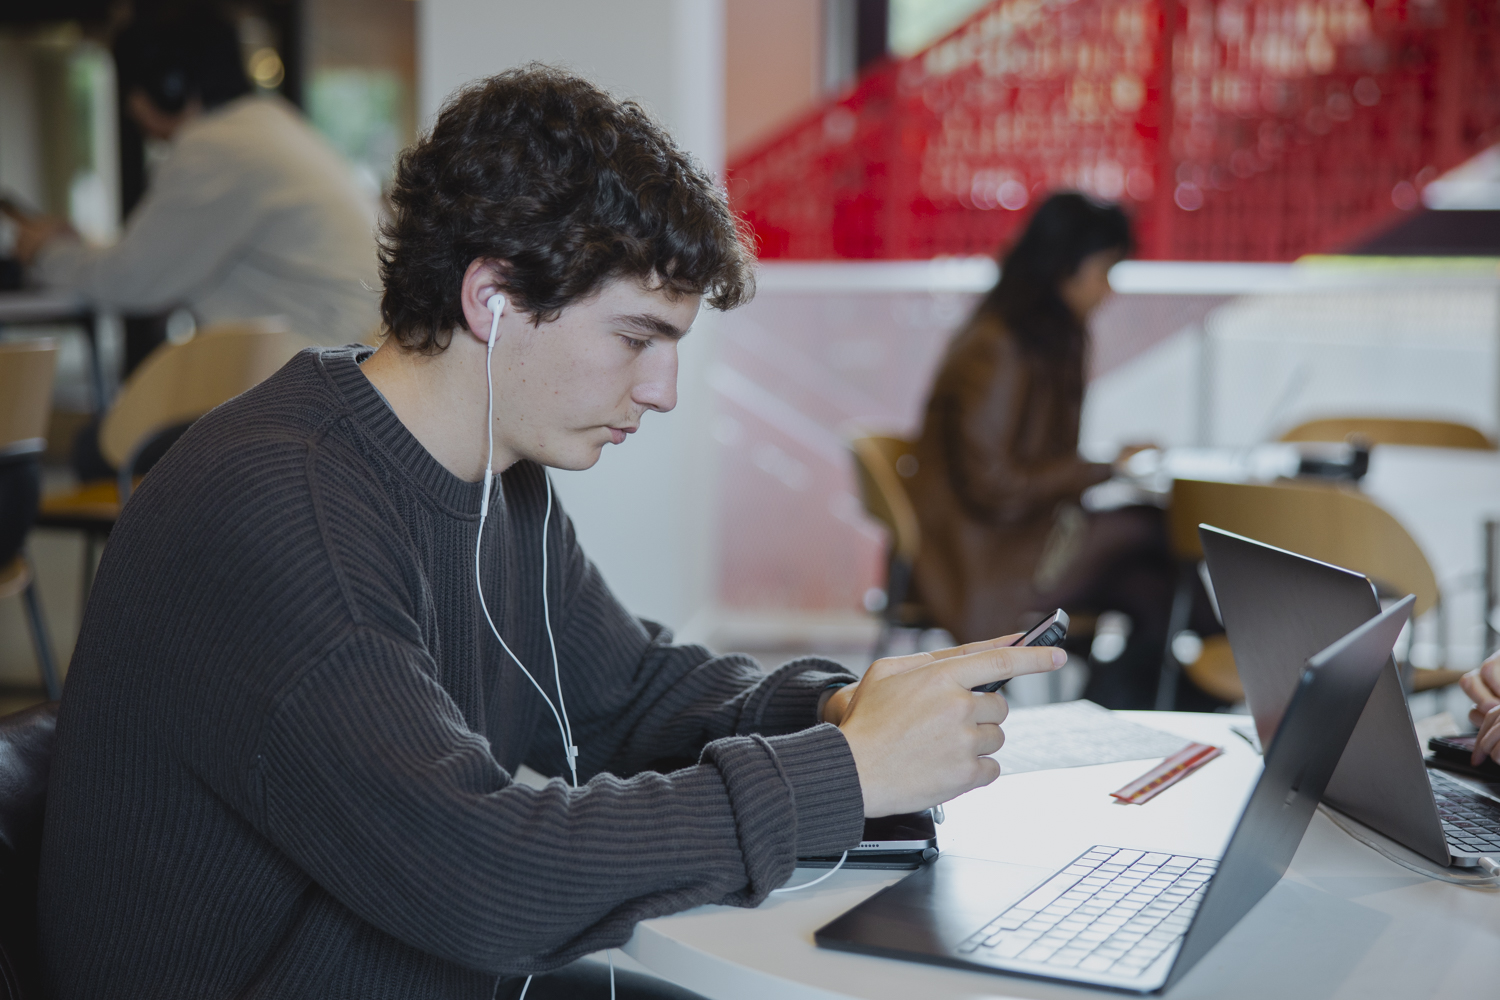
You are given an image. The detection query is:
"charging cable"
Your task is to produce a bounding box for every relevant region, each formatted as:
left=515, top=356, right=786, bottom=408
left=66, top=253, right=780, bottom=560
left=1317, top=804, right=1500, bottom=887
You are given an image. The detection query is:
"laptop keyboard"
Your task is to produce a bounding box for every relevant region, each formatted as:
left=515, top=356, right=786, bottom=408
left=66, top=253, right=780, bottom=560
left=1430, top=770, right=1500, bottom=855
left=957, top=846, right=1213, bottom=979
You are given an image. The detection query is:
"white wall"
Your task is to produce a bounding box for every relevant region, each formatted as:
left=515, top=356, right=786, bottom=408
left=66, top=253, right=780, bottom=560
left=417, top=0, right=725, bottom=633
left=0, top=39, right=43, bottom=225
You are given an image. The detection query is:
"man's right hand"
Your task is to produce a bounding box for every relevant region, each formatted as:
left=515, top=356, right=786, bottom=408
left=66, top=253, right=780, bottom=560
left=837, top=636, right=1065, bottom=817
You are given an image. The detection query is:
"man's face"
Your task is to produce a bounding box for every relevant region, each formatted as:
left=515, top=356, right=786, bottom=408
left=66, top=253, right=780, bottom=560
left=489, top=277, right=700, bottom=471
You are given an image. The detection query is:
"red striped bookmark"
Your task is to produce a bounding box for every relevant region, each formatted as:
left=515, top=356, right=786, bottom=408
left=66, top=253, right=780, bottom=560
left=1110, top=742, right=1223, bottom=805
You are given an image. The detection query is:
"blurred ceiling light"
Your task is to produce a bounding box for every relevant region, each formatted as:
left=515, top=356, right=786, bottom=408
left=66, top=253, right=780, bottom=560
left=249, top=47, right=285, bottom=89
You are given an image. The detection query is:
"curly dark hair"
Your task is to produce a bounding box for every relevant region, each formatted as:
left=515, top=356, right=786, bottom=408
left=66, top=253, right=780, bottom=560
left=379, top=65, right=756, bottom=351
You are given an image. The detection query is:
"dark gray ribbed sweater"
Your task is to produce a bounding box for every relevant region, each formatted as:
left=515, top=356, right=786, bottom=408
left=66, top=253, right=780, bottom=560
left=39, top=347, right=865, bottom=999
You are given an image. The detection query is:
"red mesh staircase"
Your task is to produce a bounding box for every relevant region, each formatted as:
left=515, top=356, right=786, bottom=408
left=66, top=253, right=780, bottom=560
left=726, top=0, right=1500, bottom=261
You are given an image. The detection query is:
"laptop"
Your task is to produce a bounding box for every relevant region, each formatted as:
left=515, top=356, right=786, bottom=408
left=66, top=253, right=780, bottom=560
left=1200, top=524, right=1500, bottom=867
left=815, top=598, right=1412, bottom=994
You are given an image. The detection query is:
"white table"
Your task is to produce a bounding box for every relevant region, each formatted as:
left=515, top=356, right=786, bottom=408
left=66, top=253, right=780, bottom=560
left=623, top=713, right=1500, bottom=999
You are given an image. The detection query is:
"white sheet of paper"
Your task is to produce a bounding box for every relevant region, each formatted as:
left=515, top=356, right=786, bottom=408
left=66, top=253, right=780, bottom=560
left=993, top=700, right=1190, bottom=774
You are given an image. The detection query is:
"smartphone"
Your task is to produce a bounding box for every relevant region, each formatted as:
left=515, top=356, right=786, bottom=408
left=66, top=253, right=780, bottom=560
left=1428, top=734, right=1500, bottom=780
left=797, top=810, right=940, bottom=869
left=971, top=608, right=1069, bottom=694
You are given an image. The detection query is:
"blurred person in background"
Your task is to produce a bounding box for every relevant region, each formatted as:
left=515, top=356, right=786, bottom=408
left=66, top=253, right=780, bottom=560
left=14, top=6, right=380, bottom=348
left=907, top=193, right=1219, bottom=711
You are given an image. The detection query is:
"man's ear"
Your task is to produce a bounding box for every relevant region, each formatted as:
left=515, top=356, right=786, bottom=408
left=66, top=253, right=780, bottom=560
left=458, top=258, right=515, bottom=345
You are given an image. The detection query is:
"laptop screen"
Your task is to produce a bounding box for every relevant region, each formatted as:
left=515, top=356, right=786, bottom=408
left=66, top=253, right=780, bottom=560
left=1199, top=524, right=1449, bottom=864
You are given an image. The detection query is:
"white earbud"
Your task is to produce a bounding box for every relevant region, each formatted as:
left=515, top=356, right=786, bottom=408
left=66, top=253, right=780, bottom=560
left=486, top=292, right=507, bottom=334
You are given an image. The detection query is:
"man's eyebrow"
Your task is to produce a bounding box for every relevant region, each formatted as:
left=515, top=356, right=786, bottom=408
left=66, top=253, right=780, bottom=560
left=613, top=312, right=688, bottom=339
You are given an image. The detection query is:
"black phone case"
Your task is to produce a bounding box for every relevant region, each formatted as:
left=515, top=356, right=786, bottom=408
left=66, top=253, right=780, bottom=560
left=799, top=811, right=939, bottom=870
left=972, top=621, right=1068, bottom=694
left=1426, top=734, right=1500, bottom=781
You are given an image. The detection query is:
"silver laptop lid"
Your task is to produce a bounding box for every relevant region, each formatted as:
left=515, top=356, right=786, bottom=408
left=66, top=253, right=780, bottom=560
left=1165, top=597, right=1413, bottom=990
left=1198, top=524, right=1449, bottom=865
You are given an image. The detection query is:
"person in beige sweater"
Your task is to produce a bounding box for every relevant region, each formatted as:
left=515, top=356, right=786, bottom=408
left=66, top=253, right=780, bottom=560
left=16, top=8, right=380, bottom=347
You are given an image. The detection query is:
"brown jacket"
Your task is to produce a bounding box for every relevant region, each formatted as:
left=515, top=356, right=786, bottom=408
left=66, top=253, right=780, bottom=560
left=908, top=311, right=1110, bottom=643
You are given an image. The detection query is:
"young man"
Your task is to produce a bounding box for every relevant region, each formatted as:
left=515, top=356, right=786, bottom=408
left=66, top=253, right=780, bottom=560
left=39, top=67, right=1060, bottom=999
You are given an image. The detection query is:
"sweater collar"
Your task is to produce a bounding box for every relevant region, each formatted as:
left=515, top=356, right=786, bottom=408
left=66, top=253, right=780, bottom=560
left=317, top=347, right=487, bottom=517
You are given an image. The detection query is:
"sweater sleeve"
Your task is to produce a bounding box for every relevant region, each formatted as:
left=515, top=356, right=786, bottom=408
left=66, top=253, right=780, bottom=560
left=254, top=626, right=863, bottom=977
left=523, top=482, right=859, bottom=783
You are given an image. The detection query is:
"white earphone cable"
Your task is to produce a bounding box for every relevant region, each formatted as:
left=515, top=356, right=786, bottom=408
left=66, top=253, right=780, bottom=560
left=477, top=294, right=580, bottom=1000
left=770, top=850, right=849, bottom=893
left=474, top=294, right=579, bottom=787
left=539, top=480, right=573, bottom=764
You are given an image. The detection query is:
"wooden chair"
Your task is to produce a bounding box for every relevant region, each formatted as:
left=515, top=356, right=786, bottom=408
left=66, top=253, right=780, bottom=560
left=36, top=321, right=311, bottom=599
left=0, top=341, right=61, bottom=699
left=1161, top=477, right=1460, bottom=707
left=850, top=435, right=939, bottom=658
left=1280, top=417, right=1495, bottom=451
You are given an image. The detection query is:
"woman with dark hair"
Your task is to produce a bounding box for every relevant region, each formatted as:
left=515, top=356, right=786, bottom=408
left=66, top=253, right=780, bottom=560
left=908, top=192, right=1192, bottom=709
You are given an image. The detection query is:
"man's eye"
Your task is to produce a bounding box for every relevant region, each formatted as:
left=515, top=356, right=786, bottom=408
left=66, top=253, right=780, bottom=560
left=622, top=336, right=650, bottom=350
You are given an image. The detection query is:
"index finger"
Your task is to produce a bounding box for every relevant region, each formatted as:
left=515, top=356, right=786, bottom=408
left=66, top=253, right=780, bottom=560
left=940, top=645, right=1065, bottom=689
left=867, top=633, right=1028, bottom=681
left=924, top=634, right=1025, bottom=662
left=1461, top=668, right=1500, bottom=710
left=1481, top=656, right=1500, bottom=691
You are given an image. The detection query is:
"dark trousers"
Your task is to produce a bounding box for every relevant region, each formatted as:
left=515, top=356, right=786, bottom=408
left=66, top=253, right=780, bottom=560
left=1035, top=504, right=1224, bottom=711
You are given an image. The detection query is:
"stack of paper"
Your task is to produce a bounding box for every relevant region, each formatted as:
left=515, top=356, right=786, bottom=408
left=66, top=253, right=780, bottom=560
left=994, top=700, right=1190, bottom=774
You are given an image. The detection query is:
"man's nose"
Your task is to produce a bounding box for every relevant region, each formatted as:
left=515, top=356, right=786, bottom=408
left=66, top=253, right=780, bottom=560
left=634, top=346, right=678, bottom=413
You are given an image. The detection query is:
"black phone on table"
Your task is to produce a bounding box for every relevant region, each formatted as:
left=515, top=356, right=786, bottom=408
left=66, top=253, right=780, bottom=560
left=798, top=810, right=940, bottom=870
left=971, top=608, right=1069, bottom=694
left=1428, top=734, right=1500, bottom=780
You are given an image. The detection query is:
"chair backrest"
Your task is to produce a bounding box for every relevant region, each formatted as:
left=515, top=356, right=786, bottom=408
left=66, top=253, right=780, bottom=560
left=1280, top=416, right=1494, bottom=451
left=0, top=342, right=58, bottom=457
left=1169, top=477, right=1438, bottom=616
left=98, top=320, right=312, bottom=472
left=850, top=435, right=921, bottom=565
left=0, top=701, right=59, bottom=1000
